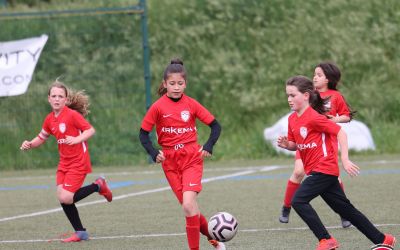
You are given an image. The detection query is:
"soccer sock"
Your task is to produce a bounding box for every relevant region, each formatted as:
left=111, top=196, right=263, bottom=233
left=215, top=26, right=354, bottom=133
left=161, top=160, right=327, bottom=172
left=199, top=213, right=212, bottom=239
left=61, top=203, right=85, bottom=231
left=283, top=180, right=301, bottom=207
left=73, top=183, right=99, bottom=203
left=186, top=215, right=200, bottom=250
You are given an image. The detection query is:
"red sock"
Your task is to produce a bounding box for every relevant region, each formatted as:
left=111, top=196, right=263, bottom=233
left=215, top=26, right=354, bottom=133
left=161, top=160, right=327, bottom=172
left=186, top=215, right=200, bottom=250
left=199, top=213, right=212, bottom=239
left=283, top=180, right=300, bottom=207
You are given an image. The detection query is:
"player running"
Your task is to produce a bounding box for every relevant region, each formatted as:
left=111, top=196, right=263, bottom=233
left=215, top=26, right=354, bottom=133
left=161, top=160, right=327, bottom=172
left=277, top=75, right=395, bottom=250
left=20, top=81, right=112, bottom=242
left=279, top=62, right=354, bottom=228
left=139, top=58, right=224, bottom=250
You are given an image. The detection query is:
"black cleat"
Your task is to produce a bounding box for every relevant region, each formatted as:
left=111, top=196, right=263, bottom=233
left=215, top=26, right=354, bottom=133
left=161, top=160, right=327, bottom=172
left=279, top=206, right=291, bottom=223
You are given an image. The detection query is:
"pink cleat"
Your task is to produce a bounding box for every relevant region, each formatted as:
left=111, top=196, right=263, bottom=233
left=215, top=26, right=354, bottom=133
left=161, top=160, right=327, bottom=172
left=371, top=234, right=396, bottom=250
left=94, top=177, right=113, bottom=202
left=61, top=231, right=89, bottom=242
left=316, top=237, right=339, bottom=250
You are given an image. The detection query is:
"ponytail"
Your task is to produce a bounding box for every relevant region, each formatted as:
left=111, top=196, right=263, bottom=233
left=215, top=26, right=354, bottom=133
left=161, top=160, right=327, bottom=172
left=310, top=89, right=330, bottom=115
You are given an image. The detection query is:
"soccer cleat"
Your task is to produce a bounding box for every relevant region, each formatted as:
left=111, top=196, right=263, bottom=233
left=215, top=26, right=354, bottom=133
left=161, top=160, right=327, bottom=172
left=316, top=237, right=339, bottom=250
left=94, top=177, right=113, bottom=202
left=371, top=234, right=396, bottom=250
left=279, top=206, right=291, bottom=223
left=209, top=239, right=226, bottom=250
left=61, top=230, right=89, bottom=242
left=340, top=217, right=351, bottom=228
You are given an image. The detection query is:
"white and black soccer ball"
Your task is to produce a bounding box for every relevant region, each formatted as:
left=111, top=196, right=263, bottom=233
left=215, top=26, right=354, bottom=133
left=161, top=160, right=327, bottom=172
left=208, top=212, right=238, bottom=242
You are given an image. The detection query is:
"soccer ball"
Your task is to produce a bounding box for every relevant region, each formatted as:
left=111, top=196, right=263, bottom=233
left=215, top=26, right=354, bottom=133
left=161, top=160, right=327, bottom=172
left=208, top=212, right=238, bottom=242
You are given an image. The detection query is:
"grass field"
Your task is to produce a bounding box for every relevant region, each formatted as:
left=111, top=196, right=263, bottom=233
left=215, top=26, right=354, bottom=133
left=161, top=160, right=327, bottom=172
left=0, top=155, right=399, bottom=250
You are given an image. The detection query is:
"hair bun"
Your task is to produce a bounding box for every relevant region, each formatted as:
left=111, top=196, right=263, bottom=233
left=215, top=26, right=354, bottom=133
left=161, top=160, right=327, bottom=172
left=170, top=58, right=183, bottom=65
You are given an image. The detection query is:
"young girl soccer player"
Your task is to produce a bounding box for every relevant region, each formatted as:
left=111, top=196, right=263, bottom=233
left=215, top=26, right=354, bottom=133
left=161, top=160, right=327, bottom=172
left=139, top=59, right=224, bottom=250
left=279, top=62, right=354, bottom=228
left=20, top=81, right=113, bottom=242
left=277, top=75, right=395, bottom=250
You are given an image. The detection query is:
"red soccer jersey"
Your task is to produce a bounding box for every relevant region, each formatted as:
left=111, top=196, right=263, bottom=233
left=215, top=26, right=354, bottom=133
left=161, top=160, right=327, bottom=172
left=39, top=106, right=92, bottom=173
left=287, top=106, right=341, bottom=176
left=141, top=94, right=215, bottom=148
left=320, top=89, right=350, bottom=117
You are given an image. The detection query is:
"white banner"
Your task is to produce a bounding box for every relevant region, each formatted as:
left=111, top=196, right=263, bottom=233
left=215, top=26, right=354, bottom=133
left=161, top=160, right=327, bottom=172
left=0, top=34, right=48, bottom=97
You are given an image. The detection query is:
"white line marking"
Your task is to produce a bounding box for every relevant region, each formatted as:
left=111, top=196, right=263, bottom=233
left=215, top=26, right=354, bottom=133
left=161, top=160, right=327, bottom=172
left=2, top=159, right=399, bottom=181
left=0, top=223, right=398, bottom=244
left=0, top=167, right=276, bottom=223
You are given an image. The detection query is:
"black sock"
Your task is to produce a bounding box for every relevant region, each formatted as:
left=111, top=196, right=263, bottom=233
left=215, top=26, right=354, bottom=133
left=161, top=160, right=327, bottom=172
left=73, top=183, right=99, bottom=203
left=61, top=203, right=84, bottom=231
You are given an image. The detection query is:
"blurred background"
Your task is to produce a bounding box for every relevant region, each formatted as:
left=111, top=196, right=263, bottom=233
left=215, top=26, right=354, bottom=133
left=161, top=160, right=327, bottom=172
left=1, top=0, right=399, bottom=170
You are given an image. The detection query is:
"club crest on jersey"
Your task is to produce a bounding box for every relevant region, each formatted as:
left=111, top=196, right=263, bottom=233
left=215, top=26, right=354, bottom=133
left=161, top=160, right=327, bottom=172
left=300, top=127, right=307, bottom=139
left=181, top=110, right=190, bottom=122
left=59, top=123, right=66, bottom=133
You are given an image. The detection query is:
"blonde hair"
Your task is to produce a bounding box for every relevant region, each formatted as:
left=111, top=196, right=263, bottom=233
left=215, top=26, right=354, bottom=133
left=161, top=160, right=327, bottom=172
left=48, top=80, right=90, bottom=117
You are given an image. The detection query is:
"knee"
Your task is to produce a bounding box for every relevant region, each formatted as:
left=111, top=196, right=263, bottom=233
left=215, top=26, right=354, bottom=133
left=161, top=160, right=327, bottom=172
left=182, top=201, right=195, bottom=215
left=58, top=192, right=74, bottom=204
left=292, top=169, right=305, bottom=182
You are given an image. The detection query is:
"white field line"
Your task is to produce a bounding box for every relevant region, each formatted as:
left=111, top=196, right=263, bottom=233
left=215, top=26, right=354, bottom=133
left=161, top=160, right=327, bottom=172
left=2, top=159, right=399, bottom=181
left=1, top=223, right=398, bottom=244
left=0, top=166, right=279, bottom=223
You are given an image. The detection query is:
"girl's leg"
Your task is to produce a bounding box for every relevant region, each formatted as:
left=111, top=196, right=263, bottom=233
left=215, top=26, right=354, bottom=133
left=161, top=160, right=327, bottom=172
left=284, top=158, right=305, bottom=206
left=57, top=186, right=85, bottom=232
left=183, top=191, right=200, bottom=250
left=279, top=158, right=304, bottom=223
left=56, top=171, right=89, bottom=242
left=291, top=174, right=335, bottom=240
left=321, top=181, right=385, bottom=244
left=337, top=176, right=351, bottom=228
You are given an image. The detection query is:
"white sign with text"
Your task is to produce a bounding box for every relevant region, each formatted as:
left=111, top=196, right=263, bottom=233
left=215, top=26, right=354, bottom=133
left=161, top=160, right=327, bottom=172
left=0, top=34, right=48, bottom=97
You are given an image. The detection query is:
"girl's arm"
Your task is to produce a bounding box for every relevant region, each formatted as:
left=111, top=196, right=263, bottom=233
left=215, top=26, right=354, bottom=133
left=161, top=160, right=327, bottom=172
left=277, top=136, right=297, bottom=151
left=337, top=129, right=360, bottom=177
left=139, top=128, right=164, bottom=163
left=20, top=136, right=46, bottom=150
left=65, top=127, right=95, bottom=145
left=202, top=119, right=222, bottom=155
left=327, top=115, right=350, bottom=123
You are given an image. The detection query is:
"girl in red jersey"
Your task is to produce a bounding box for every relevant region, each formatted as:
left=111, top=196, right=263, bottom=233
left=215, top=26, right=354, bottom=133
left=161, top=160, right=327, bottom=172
left=139, top=59, right=224, bottom=250
left=279, top=62, right=354, bottom=228
left=277, top=76, right=395, bottom=250
left=20, top=81, right=113, bottom=242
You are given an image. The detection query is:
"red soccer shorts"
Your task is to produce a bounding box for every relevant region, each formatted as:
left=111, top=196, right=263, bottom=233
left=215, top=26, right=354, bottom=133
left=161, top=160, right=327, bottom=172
left=162, top=142, right=203, bottom=204
left=56, top=169, right=87, bottom=193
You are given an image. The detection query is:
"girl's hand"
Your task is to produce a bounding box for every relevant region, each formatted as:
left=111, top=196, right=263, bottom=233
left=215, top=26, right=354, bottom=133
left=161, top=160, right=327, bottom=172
left=65, top=135, right=80, bottom=145
left=277, top=136, right=289, bottom=149
left=198, top=146, right=211, bottom=158
left=342, top=159, right=360, bottom=177
left=327, top=115, right=338, bottom=123
left=20, top=140, right=32, bottom=150
left=156, top=150, right=166, bottom=163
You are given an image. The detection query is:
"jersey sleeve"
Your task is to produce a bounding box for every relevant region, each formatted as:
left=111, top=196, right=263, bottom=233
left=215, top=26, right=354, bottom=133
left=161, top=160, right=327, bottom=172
left=312, top=114, right=341, bottom=135
left=38, top=115, right=51, bottom=140
left=141, top=103, right=158, bottom=132
left=73, top=111, right=92, bottom=131
left=192, top=99, right=215, bottom=125
left=287, top=116, right=295, bottom=143
left=334, top=93, right=351, bottom=117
